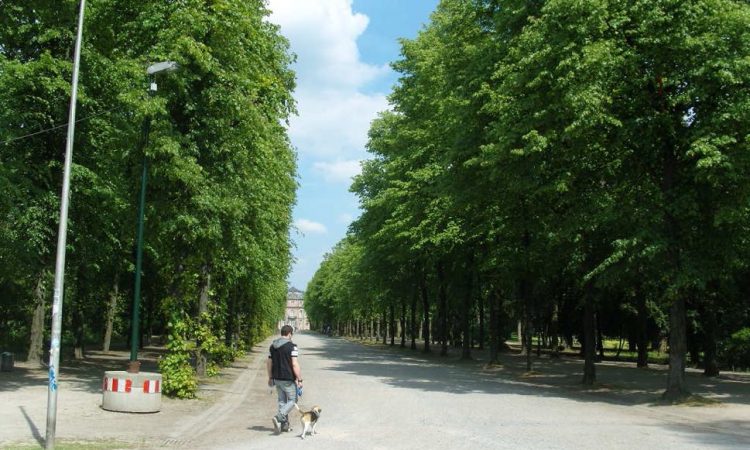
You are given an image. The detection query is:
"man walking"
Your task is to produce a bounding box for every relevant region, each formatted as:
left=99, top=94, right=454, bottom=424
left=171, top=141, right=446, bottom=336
left=267, top=325, right=303, bottom=433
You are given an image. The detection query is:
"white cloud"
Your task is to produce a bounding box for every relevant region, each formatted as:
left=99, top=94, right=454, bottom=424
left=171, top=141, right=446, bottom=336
left=268, top=0, right=391, bottom=289
left=268, top=0, right=389, bottom=90
left=290, top=90, right=388, bottom=158
left=313, top=159, right=362, bottom=183
left=267, top=0, right=390, bottom=159
left=295, top=219, right=328, bottom=235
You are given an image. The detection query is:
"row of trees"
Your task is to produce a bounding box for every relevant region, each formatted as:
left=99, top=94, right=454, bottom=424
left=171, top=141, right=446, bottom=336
left=305, top=0, right=750, bottom=400
left=0, top=0, right=297, bottom=396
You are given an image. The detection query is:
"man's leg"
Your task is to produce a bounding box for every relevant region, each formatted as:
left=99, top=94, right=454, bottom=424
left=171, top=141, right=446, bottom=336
left=278, top=380, right=297, bottom=429
left=275, top=382, right=287, bottom=418
left=272, top=381, right=288, bottom=433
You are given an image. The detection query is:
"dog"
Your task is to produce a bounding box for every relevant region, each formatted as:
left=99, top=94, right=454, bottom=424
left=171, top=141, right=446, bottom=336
left=293, top=404, right=322, bottom=439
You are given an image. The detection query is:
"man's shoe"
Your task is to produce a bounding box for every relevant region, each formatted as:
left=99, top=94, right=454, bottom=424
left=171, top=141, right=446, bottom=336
left=281, top=421, right=292, bottom=432
left=272, top=416, right=282, bottom=433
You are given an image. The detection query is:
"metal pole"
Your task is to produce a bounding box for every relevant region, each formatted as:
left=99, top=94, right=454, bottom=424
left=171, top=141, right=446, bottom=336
left=130, top=118, right=150, bottom=365
left=45, top=1, right=85, bottom=448
left=128, top=65, right=174, bottom=369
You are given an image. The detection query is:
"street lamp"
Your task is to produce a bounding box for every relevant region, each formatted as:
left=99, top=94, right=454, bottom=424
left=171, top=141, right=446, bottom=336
left=128, top=61, right=178, bottom=373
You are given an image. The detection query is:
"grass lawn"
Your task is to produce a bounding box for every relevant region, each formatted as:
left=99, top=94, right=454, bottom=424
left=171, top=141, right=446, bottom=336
left=3, top=440, right=132, bottom=450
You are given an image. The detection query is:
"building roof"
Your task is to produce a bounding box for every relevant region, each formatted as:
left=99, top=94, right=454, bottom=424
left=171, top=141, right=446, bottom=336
left=287, top=287, right=304, bottom=300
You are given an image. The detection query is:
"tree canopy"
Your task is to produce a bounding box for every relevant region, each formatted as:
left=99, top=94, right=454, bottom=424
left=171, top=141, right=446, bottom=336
left=305, top=0, right=750, bottom=401
left=0, top=0, right=297, bottom=397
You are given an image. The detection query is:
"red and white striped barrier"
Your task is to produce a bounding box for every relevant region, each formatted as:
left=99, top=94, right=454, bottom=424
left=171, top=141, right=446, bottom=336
left=102, top=370, right=162, bottom=412
left=143, top=379, right=161, bottom=394
left=103, top=376, right=132, bottom=393
left=101, top=376, right=160, bottom=394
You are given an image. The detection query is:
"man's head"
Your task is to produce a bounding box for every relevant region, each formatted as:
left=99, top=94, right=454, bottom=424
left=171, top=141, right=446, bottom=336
left=281, top=325, right=294, bottom=337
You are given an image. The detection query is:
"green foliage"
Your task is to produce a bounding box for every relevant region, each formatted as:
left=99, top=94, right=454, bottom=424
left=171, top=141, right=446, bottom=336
left=308, top=0, right=750, bottom=386
left=193, top=312, right=234, bottom=367
left=720, top=328, right=750, bottom=371
left=206, top=361, right=220, bottom=377
left=0, top=0, right=295, bottom=385
left=159, top=318, right=197, bottom=399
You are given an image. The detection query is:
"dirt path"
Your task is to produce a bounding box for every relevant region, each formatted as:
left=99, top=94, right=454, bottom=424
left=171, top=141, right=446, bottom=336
left=215, top=333, right=750, bottom=450
left=0, top=343, right=269, bottom=449
left=2, top=334, right=749, bottom=449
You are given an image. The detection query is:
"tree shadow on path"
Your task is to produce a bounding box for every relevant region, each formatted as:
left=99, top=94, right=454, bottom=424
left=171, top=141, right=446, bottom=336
left=0, top=347, right=164, bottom=394
left=299, top=334, right=750, bottom=448
left=308, top=335, right=750, bottom=408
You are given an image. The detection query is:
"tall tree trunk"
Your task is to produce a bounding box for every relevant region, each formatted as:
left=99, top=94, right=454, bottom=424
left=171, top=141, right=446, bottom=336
left=687, top=314, right=701, bottom=368
left=144, top=289, right=154, bottom=347
left=703, top=301, right=719, bottom=377
left=71, top=266, right=85, bottom=360
left=389, top=305, right=395, bottom=346
left=225, top=289, right=236, bottom=348
left=636, top=289, right=649, bottom=368
left=582, top=288, right=596, bottom=385
left=520, top=277, right=532, bottom=372
left=421, top=273, right=431, bottom=353
left=550, top=300, right=560, bottom=358
left=103, top=274, right=120, bottom=352
left=521, top=222, right=532, bottom=371
left=410, top=289, right=417, bottom=350
left=536, top=330, right=542, bottom=357
left=436, top=262, right=447, bottom=356
left=525, top=319, right=533, bottom=371
left=660, top=130, right=689, bottom=400
left=461, top=264, right=473, bottom=360
left=198, top=263, right=211, bottom=315
left=664, top=297, right=690, bottom=400
left=400, top=300, right=406, bottom=347
left=596, top=313, right=605, bottom=361
left=196, top=263, right=211, bottom=377
left=478, top=275, right=485, bottom=351
left=489, top=287, right=499, bottom=364
left=26, top=271, right=48, bottom=365
left=73, top=296, right=85, bottom=360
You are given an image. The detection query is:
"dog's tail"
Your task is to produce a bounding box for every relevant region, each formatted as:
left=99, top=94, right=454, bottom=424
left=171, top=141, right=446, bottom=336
left=293, top=403, right=301, bottom=412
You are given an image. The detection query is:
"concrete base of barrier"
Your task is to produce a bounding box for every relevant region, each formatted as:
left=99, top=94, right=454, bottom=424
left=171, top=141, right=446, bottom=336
left=102, top=370, right=162, bottom=413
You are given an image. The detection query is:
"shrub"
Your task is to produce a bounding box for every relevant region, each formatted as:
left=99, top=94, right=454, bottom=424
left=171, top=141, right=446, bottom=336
left=719, top=328, right=750, bottom=371
left=194, top=313, right=237, bottom=368
left=159, top=318, right=197, bottom=398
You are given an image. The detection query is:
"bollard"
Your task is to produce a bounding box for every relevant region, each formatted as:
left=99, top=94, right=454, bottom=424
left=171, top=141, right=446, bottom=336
left=0, top=352, right=13, bottom=372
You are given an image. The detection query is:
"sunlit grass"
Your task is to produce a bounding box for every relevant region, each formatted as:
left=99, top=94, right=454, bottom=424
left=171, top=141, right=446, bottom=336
left=3, top=440, right=132, bottom=450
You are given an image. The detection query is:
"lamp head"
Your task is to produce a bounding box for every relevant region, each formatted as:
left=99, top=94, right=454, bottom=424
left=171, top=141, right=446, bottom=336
left=146, top=61, right=179, bottom=75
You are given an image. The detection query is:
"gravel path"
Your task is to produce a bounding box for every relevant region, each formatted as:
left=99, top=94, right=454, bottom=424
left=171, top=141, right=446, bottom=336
left=2, top=333, right=748, bottom=449
left=213, top=333, right=750, bottom=450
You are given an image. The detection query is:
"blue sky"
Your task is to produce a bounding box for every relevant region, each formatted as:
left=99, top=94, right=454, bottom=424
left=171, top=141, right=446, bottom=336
left=267, top=0, right=439, bottom=291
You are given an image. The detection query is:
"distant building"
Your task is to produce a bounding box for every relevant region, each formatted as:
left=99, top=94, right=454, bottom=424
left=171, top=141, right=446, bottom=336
left=279, top=287, right=309, bottom=331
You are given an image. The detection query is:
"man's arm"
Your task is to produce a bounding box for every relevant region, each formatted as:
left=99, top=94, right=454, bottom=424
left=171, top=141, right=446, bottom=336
left=292, top=358, right=302, bottom=386
left=266, top=358, right=273, bottom=387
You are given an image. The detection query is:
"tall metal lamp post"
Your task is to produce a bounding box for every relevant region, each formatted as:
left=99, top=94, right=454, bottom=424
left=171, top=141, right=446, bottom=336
left=128, top=61, right=178, bottom=373
left=45, top=2, right=86, bottom=448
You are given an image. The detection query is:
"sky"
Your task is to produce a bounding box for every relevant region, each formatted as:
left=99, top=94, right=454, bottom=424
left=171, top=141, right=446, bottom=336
left=267, top=0, right=439, bottom=291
